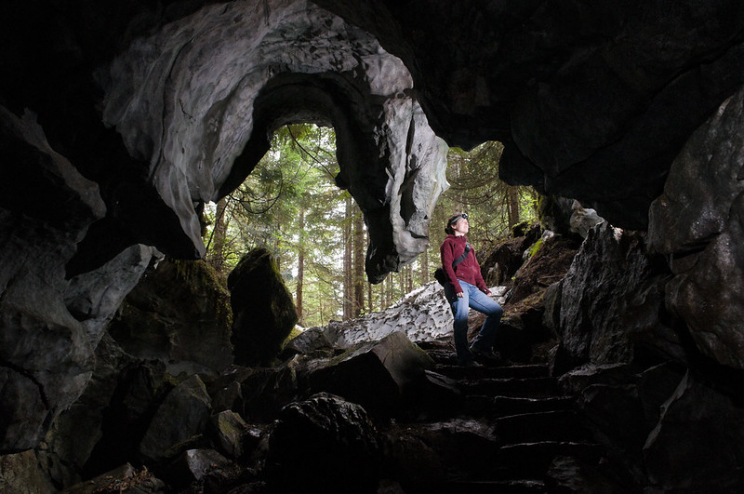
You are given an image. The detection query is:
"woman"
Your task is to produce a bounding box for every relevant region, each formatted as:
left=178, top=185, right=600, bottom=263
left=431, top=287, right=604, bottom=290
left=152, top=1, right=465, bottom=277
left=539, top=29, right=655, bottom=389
left=440, top=212, right=503, bottom=367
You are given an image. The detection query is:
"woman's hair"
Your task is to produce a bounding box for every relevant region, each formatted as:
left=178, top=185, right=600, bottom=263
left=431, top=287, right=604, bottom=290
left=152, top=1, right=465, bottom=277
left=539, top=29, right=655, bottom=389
left=445, top=212, right=467, bottom=235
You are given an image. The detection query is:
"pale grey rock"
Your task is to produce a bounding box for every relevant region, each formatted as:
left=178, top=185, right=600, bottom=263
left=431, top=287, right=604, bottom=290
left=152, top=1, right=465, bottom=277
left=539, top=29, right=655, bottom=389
left=569, top=200, right=604, bottom=239
left=320, top=281, right=507, bottom=348
left=99, top=0, right=448, bottom=281
left=0, top=107, right=152, bottom=451
left=648, top=87, right=744, bottom=370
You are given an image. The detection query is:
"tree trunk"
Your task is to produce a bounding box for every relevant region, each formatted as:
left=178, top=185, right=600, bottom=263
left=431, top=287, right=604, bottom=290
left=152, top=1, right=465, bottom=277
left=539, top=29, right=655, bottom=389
left=507, top=186, right=521, bottom=228
left=211, top=197, right=229, bottom=274
left=343, top=195, right=353, bottom=320
left=353, top=206, right=365, bottom=317
left=296, top=207, right=305, bottom=323
left=419, top=250, right=429, bottom=286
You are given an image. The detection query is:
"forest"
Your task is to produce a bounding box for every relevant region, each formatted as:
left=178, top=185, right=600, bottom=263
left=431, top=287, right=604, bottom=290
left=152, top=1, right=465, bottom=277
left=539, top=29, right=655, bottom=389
left=200, top=124, right=538, bottom=328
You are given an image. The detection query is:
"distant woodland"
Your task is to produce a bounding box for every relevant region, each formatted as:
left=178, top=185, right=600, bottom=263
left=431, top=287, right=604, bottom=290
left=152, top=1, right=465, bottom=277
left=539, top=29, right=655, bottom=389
left=201, top=124, right=537, bottom=327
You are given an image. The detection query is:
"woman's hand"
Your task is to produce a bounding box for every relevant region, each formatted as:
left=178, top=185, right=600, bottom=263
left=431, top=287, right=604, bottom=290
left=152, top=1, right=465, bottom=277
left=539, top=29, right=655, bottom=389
left=457, top=292, right=464, bottom=298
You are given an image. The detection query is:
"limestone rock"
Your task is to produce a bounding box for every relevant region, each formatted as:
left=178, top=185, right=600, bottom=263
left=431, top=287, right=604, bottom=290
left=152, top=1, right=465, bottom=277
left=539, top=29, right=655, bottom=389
left=98, top=0, right=448, bottom=281
left=305, top=331, right=435, bottom=416
left=209, top=410, right=250, bottom=459
left=319, top=281, right=457, bottom=349
left=208, top=364, right=299, bottom=423
left=480, top=223, right=542, bottom=286
left=569, top=201, right=604, bottom=239
left=0, top=449, right=57, bottom=494
left=643, top=371, right=744, bottom=491
left=64, top=463, right=165, bottom=494
left=161, top=449, right=233, bottom=492
left=648, top=86, right=744, bottom=370
left=108, top=258, right=233, bottom=372
left=0, top=106, right=151, bottom=451
left=550, top=223, right=683, bottom=371
left=228, top=248, right=298, bottom=366
left=267, top=392, right=382, bottom=492
left=139, top=375, right=212, bottom=463
left=280, top=327, right=335, bottom=359
left=316, top=1, right=744, bottom=228
left=41, top=332, right=133, bottom=486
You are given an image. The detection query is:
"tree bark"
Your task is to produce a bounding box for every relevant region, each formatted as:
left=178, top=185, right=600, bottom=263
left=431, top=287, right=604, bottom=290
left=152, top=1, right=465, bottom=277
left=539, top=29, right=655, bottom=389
left=211, top=197, right=229, bottom=274
left=343, top=195, right=352, bottom=320
left=296, top=207, right=305, bottom=323
left=507, top=185, right=521, bottom=228
left=352, top=205, right=365, bottom=317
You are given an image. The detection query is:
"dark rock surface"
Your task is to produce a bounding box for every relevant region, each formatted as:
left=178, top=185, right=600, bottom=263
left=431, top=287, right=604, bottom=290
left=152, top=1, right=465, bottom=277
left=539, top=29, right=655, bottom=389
left=648, top=86, right=744, bottom=370
left=267, top=393, right=383, bottom=493
left=314, top=0, right=744, bottom=229
left=549, top=223, right=683, bottom=373
left=0, top=106, right=154, bottom=452
left=304, top=331, right=435, bottom=416
left=139, top=374, right=212, bottom=463
left=228, top=248, right=298, bottom=367
left=108, top=258, right=233, bottom=372
left=2, top=0, right=744, bottom=490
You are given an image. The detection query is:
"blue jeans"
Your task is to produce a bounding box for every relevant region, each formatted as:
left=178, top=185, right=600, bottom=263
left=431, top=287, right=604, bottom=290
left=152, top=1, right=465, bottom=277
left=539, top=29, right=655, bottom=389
left=444, top=281, right=503, bottom=364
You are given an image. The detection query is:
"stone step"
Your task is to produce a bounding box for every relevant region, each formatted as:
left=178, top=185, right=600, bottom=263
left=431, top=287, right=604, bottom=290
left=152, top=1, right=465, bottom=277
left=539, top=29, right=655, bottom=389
left=434, top=363, right=550, bottom=381
left=464, top=395, right=576, bottom=418
left=435, top=479, right=547, bottom=494
left=493, top=410, right=592, bottom=444
left=461, top=376, right=562, bottom=399
left=491, top=441, right=604, bottom=480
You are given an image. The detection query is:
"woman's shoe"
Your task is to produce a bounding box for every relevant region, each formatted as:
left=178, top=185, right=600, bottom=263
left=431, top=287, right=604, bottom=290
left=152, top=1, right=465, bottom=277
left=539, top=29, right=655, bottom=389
left=470, top=344, right=500, bottom=361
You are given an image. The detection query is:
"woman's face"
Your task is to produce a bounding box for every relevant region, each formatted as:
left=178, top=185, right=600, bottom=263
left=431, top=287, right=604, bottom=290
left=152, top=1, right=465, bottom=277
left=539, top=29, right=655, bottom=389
left=452, top=217, right=469, bottom=235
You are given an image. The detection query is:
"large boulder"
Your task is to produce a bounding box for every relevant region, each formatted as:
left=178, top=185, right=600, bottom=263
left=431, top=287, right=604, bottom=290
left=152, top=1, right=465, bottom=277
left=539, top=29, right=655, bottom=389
left=648, top=86, right=744, bottom=370
left=139, top=375, right=212, bottom=463
left=643, top=371, right=744, bottom=491
left=266, top=393, right=382, bottom=493
left=304, top=331, right=435, bottom=416
left=228, top=248, right=298, bottom=367
left=320, top=281, right=458, bottom=348
left=107, top=258, right=233, bottom=372
left=549, top=223, right=684, bottom=372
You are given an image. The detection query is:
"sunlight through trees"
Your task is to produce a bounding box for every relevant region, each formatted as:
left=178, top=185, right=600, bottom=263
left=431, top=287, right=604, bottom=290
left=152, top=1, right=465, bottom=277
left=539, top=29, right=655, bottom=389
left=200, top=125, right=538, bottom=328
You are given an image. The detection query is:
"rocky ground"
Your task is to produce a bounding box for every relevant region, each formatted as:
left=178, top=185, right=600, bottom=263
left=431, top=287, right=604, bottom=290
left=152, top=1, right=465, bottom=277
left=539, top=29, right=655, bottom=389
left=7, top=222, right=742, bottom=492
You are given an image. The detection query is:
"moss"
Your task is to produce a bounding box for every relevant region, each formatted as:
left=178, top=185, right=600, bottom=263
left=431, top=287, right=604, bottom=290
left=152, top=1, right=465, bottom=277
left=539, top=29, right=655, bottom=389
left=170, top=258, right=233, bottom=329
left=280, top=325, right=304, bottom=349
left=527, top=237, right=544, bottom=259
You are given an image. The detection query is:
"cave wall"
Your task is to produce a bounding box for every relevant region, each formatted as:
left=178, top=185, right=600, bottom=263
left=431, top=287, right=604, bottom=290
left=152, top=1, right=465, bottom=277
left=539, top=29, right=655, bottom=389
left=2, top=0, right=744, bottom=457
left=313, top=0, right=744, bottom=229
left=648, top=86, right=744, bottom=370
left=0, top=0, right=447, bottom=452
left=97, top=0, right=448, bottom=281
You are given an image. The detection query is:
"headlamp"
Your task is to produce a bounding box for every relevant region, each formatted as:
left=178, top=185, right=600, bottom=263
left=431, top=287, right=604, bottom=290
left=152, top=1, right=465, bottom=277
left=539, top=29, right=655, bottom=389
left=449, top=213, right=468, bottom=225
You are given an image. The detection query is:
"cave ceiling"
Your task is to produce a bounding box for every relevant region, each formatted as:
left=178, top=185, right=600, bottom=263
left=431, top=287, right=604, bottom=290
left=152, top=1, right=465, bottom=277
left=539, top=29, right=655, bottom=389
left=3, top=0, right=744, bottom=276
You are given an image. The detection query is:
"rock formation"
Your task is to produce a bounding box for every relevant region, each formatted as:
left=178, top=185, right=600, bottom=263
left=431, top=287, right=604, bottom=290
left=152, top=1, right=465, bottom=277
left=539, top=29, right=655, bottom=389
left=228, top=248, right=298, bottom=367
left=2, top=0, right=744, bottom=490
left=648, top=86, right=744, bottom=370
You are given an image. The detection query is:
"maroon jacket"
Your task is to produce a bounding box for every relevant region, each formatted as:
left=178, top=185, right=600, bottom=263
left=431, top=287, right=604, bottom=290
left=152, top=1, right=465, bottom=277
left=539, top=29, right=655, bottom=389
left=440, top=234, right=490, bottom=295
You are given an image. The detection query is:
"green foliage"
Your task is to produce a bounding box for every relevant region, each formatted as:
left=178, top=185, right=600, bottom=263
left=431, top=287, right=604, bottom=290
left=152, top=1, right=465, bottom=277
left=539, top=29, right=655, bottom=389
left=203, top=125, right=540, bottom=327
left=427, top=141, right=539, bottom=266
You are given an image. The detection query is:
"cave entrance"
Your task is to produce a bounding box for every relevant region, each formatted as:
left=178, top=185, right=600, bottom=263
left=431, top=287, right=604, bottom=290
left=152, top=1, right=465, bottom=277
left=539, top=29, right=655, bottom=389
left=201, top=128, right=538, bottom=329
left=202, top=123, right=370, bottom=328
